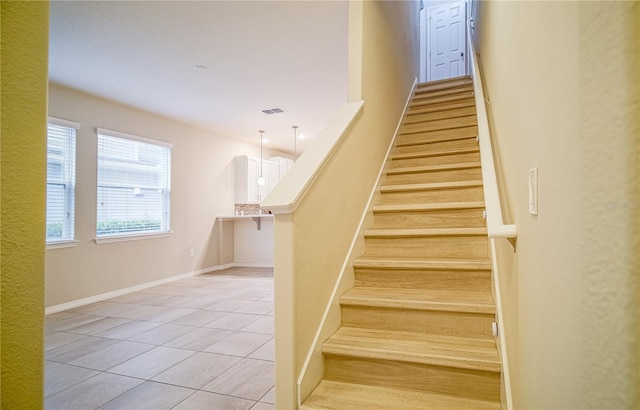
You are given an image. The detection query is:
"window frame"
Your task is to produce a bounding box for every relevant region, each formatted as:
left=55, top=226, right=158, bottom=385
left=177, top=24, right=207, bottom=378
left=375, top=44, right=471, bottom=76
left=95, top=128, right=173, bottom=242
left=46, top=117, right=79, bottom=247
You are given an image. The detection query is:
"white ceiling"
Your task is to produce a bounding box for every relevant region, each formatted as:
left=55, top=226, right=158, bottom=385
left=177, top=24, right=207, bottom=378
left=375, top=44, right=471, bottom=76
left=49, top=0, right=349, bottom=155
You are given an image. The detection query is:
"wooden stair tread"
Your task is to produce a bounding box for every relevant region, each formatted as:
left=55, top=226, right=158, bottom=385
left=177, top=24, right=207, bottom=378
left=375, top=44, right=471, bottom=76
left=416, top=76, right=472, bottom=89
left=353, top=256, right=491, bottom=271
left=387, top=162, right=481, bottom=175
left=381, top=180, right=483, bottom=193
left=340, top=287, right=495, bottom=313
left=323, top=327, right=500, bottom=372
left=396, top=134, right=477, bottom=147
left=410, top=91, right=475, bottom=108
left=413, top=85, right=474, bottom=101
left=392, top=147, right=479, bottom=160
left=365, top=227, right=487, bottom=238
left=400, top=115, right=477, bottom=135
left=301, top=380, right=500, bottom=410
left=373, top=202, right=485, bottom=213
left=407, top=98, right=476, bottom=116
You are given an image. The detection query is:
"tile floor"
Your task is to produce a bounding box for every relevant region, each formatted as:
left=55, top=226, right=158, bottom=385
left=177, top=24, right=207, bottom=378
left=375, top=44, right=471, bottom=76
left=45, top=267, right=275, bottom=410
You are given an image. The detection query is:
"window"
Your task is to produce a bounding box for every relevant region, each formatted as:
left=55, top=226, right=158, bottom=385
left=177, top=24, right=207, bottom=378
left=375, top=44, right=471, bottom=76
left=96, top=129, right=172, bottom=239
left=46, top=118, right=78, bottom=243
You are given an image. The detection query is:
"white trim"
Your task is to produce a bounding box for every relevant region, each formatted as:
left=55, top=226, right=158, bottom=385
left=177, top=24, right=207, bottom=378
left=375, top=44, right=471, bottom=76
left=46, top=240, right=79, bottom=250
left=94, top=231, right=173, bottom=244
left=230, top=262, right=274, bottom=269
left=96, top=127, right=173, bottom=149
left=48, top=117, right=81, bottom=130
left=296, top=79, right=418, bottom=406
left=490, top=238, right=514, bottom=410
left=44, top=262, right=269, bottom=315
left=468, top=28, right=516, bottom=241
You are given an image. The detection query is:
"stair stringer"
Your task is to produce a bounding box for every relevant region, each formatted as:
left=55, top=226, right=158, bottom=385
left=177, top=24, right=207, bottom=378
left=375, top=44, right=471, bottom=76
left=296, top=79, right=419, bottom=406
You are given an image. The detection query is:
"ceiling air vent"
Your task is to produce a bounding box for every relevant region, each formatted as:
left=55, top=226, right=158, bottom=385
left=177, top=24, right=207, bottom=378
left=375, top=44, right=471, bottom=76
left=261, top=108, right=284, bottom=115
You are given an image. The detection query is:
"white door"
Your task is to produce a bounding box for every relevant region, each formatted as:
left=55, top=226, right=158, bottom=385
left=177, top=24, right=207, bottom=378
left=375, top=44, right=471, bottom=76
left=428, top=2, right=467, bottom=81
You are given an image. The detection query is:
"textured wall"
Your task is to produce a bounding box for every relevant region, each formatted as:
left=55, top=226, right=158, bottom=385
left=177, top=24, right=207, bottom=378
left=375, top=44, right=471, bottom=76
left=1, top=1, right=49, bottom=407
left=479, top=1, right=639, bottom=408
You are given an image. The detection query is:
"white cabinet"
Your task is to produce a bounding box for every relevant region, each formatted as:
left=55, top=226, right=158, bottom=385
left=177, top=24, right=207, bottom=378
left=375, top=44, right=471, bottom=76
left=271, top=156, right=295, bottom=180
left=235, top=155, right=284, bottom=204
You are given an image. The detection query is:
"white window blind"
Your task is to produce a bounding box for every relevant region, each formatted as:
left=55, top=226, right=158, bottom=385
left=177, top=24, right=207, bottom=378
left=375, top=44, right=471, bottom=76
left=46, top=118, right=78, bottom=243
left=96, top=129, right=172, bottom=238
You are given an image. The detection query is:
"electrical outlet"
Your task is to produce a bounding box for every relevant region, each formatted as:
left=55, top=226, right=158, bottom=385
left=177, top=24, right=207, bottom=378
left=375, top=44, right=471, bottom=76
left=529, top=168, right=538, bottom=215
left=189, top=249, right=195, bottom=257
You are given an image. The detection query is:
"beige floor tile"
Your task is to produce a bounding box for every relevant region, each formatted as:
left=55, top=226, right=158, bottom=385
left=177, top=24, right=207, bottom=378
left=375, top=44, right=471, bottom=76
left=260, top=386, right=275, bottom=404
left=44, top=372, right=143, bottom=410
left=204, top=331, right=272, bottom=357
left=45, top=311, right=81, bottom=324
left=106, top=292, right=169, bottom=305
left=46, top=336, right=119, bottom=363
left=151, top=351, right=240, bottom=389
left=95, top=320, right=162, bottom=340
left=68, top=340, right=154, bottom=371
left=202, top=358, right=274, bottom=400
left=172, top=296, right=227, bottom=310
left=169, top=310, right=226, bottom=327
left=97, top=381, right=195, bottom=410
left=145, top=295, right=196, bottom=307
left=113, top=304, right=167, bottom=321
left=203, top=312, right=262, bottom=331
left=248, top=338, right=274, bottom=361
left=134, top=306, right=198, bottom=323
left=108, top=346, right=195, bottom=379
left=69, top=301, right=141, bottom=317
left=45, top=362, right=99, bottom=397
left=162, top=327, right=233, bottom=351
left=204, top=299, right=254, bottom=312
left=65, top=317, right=131, bottom=335
left=144, top=285, right=193, bottom=296
left=234, top=290, right=271, bottom=301
left=251, top=402, right=275, bottom=410
left=46, top=313, right=104, bottom=332
left=240, top=316, right=274, bottom=334
left=235, top=301, right=274, bottom=315
left=172, top=390, right=254, bottom=410
left=128, top=323, right=196, bottom=345
left=45, top=332, right=89, bottom=351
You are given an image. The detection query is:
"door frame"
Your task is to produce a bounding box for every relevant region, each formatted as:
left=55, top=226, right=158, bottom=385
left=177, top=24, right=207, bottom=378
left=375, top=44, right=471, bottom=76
left=424, top=0, right=470, bottom=82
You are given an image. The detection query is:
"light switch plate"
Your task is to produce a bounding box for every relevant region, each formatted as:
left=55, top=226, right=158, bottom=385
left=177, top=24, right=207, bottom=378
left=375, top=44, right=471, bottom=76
left=529, top=168, right=538, bottom=215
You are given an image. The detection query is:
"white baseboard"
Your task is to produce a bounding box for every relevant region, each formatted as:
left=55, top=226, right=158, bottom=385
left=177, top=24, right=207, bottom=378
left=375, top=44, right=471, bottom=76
left=45, top=262, right=273, bottom=315
left=231, top=262, right=274, bottom=268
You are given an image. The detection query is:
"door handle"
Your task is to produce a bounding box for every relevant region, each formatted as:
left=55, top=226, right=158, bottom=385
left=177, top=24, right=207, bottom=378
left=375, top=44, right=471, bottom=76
left=461, top=52, right=464, bottom=57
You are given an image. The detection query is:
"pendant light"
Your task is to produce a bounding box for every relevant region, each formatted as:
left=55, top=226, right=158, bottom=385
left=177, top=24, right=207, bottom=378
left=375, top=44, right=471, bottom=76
left=292, top=125, right=298, bottom=155
left=258, top=130, right=266, bottom=186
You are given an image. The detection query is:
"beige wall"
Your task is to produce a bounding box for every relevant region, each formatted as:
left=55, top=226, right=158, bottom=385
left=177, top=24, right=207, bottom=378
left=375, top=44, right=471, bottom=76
left=479, top=1, right=639, bottom=408
left=1, top=1, right=49, bottom=406
left=272, top=1, right=419, bottom=407
left=46, top=84, right=285, bottom=307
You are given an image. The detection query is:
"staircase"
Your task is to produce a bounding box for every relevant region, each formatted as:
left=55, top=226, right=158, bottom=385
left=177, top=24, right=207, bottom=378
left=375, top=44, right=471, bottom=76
left=301, top=76, right=501, bottom=409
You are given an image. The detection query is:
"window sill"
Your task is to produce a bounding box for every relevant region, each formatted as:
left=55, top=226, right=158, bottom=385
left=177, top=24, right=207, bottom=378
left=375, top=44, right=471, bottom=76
left=94, top=231, right=173, bottom=244
left=46, top=240, right=79, bottom=250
